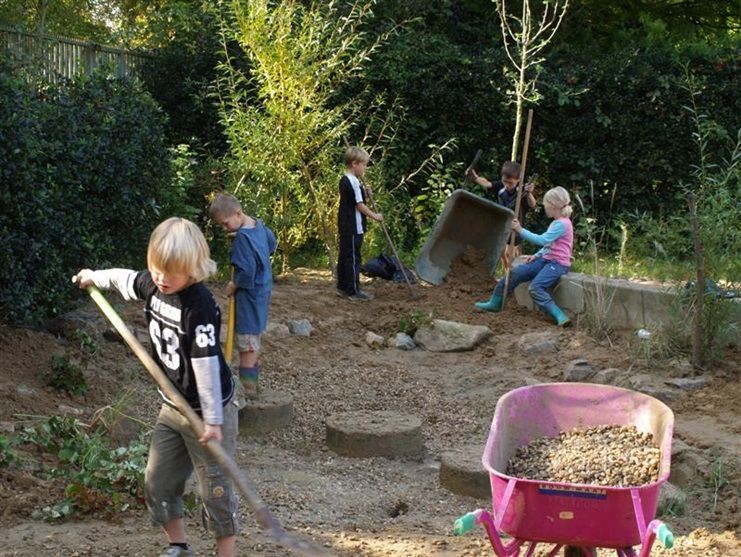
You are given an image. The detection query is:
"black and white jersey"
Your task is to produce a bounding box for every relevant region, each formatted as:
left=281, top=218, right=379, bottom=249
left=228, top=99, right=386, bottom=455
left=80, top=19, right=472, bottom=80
left=90, top=269, right=234, bottom=425
left=338, top=173, right=367, bottom=235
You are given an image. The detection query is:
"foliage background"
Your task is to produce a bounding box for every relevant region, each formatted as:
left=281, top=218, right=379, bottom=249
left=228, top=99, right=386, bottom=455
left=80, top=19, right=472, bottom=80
left=0, top=63, right=181, bottom=323
left=0, top=0, right=739, bottom=323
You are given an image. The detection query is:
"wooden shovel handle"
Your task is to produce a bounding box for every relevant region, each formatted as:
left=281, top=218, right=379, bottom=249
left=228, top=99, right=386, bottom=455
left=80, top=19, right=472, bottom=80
left=225, top=267, right=236, bottom=363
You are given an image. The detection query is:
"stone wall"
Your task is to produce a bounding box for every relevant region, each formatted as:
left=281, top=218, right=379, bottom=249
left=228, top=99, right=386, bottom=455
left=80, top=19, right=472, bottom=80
left=514, top=272, right=740, bottom=346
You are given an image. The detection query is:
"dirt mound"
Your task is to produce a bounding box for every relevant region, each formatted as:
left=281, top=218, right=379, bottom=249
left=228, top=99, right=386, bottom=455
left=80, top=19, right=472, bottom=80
left=0, top=269, right=738, bottom=556
left=444, top=246, right=498, bottom=296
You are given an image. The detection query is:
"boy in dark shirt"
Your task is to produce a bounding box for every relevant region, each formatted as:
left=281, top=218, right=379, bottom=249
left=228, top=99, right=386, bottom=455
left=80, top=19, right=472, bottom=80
left=210, top=193, right=277, bottom=399
left=75, top=217, right=238, bottom=557
left=336, top=146, right=383, bottom=301
left=468, top=160, right=536, bottom=260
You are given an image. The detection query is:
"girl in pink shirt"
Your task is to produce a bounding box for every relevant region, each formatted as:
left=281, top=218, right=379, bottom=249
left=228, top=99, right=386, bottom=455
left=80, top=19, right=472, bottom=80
left=475, top=187, right=573, bottom=326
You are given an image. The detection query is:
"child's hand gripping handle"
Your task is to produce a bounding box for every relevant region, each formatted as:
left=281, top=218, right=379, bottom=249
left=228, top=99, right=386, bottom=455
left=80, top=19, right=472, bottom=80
left=225, top=267, right=236, bottom=363
left=71, top=276, right=334, bottom=557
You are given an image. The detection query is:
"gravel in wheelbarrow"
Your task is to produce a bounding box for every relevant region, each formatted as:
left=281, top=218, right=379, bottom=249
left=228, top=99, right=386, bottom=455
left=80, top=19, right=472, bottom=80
left=507, top=424, right=661, bottom=487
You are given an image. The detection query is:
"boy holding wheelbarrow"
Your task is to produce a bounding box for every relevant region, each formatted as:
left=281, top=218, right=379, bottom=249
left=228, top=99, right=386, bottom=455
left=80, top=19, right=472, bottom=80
left=336, top=145, right=383, bottom=301
left=74, top=217, right=239, bottom=557
left=210, top=193, right=277, bottom=399
left=468, top=160, right=537, bottom=262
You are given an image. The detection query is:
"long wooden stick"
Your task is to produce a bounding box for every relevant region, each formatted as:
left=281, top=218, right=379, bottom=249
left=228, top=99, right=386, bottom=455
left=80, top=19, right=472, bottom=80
left=77, top=281, right=331, bottom=557
left=225, top=267, right=236, bottom=363
left=365, top=187, right=417, bottom=299
left=501, top=109, right=534, bottom=309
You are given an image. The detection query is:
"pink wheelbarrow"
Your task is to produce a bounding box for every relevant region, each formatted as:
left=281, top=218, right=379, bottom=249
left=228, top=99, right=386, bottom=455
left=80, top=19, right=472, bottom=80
left=453, top=383, right=675, bottom=556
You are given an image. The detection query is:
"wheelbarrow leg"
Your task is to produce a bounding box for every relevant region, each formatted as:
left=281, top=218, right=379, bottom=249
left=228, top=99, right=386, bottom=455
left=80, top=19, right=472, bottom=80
left=630, top=488, right=674, bottom=557
left=637, top=520, right=675, bottom=557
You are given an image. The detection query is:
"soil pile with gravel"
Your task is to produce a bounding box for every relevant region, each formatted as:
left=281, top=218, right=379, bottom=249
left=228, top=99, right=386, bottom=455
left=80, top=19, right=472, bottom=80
left=444, top=247, right=497, bottom=291
left=507, top=424, right=661, bottom=486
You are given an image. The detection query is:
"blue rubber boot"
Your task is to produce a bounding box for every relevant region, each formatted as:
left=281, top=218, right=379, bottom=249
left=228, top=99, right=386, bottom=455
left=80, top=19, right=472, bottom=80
left=542, top=301, right=571, bottom=327
left=475, top=294, right=503, bottom=312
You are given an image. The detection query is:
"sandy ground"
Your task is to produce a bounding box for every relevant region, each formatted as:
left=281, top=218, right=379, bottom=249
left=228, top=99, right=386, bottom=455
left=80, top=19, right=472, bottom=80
left=0, top=265, right=738, bottom=557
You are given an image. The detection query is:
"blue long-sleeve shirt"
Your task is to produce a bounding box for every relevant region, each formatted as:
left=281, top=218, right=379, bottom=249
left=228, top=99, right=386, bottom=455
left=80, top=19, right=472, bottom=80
left=231, top=220, right=277, bottom=334
left=519, top=220, right=567, bottom=259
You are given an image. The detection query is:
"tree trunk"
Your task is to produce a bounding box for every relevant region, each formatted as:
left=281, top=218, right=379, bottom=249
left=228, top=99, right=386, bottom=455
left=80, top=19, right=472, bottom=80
left=687, top=193, right=704, bottom=371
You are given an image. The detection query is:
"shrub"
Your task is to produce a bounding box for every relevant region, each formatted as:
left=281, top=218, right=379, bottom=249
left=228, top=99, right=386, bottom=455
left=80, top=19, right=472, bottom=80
left=45, top=354, right=88, bottom=396
left=0, top=62, right=175, bottom=323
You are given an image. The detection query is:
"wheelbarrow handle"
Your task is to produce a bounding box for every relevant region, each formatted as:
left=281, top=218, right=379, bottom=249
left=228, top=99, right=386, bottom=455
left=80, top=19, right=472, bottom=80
left=453, top=511, right=480, bottom=536
left=656, top=523, right=674, bottom=549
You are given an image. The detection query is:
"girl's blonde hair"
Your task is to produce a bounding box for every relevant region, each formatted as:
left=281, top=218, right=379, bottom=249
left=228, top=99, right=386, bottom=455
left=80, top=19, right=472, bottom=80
left=147, top=217, right=217, bottom=282
left=543, top=186, right=573, bottom=218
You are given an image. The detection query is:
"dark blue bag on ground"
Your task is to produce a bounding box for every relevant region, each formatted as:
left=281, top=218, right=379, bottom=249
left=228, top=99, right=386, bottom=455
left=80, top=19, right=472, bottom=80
left=361, top=254, right=417, bottom=284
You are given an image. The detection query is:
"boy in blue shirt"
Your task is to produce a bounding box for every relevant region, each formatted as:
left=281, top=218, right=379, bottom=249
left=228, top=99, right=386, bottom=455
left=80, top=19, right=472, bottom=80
left=210, top=193, right=277, bottom=398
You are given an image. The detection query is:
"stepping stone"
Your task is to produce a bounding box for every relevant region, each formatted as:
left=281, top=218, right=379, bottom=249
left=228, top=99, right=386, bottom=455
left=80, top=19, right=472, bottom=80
left=239, top=390, right=294, bottom=435
left=414, top=319, right=492, bottom=352
left=439, top=444, right=490, bottom=499
left=325, top=410, right=424, bottom=460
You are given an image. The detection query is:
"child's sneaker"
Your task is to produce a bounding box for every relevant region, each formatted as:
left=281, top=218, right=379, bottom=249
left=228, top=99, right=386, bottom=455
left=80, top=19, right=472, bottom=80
left=160, top=546, right=195, bottom=557
left=348, top=290, right=373, bottom=302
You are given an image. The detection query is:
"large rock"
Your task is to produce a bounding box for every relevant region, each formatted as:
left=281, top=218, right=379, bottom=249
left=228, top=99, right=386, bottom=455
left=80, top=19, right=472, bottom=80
left=389, top=332, right=416, bottom=351
left=628, top=374, right=678, bottom=403
left=591, top=368, right=626, bottom=386
left=414, top=319, right=492, bottom=352
left=564, top=359, right=595, bottom=382
left=264, top=322, right=291, bottom=340
left=439, top=445, right=490, bottom=499
left=287, top=319, right=313, bottom=337
left=664, top=377, right=707, bottom=390
left=239, top=390, right=294, bottom=435
left=46, top=309, right=104, bottom=340
left=325, top=410, right=424, bottom=460
left=365, top=331, right=385, bottom=348
left=517, top=331, right=559, bottom=356
left=109, top=415, right=144, bottom=447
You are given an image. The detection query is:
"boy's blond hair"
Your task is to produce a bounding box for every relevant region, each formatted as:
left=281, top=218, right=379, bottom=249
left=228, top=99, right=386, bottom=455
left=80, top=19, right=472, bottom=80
left=147, top=217, right=217, bottom=282
left=543, top=186, right=573, bottom=218
left=209, top=192, right=242, bottom=219
left=344, top=146, right=370, bottom=166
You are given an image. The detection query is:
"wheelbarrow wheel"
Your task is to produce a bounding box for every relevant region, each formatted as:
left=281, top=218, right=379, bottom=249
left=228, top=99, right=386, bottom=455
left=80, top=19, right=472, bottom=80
left=564, top=546, right=598, bottom=557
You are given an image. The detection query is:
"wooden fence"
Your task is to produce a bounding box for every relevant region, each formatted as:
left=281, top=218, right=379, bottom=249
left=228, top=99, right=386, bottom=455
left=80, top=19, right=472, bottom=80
left=0, top=25, right=153, bottom=81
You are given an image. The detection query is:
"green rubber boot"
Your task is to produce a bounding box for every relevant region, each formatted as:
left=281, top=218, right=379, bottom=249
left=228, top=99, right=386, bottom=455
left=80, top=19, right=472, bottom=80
left=543, top=301, right=571, bottom=327
left=475, top=294, right=503, bottom=312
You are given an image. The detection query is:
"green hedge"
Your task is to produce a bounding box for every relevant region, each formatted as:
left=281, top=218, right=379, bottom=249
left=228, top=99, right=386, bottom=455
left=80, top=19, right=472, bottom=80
left=0, top=65, right=173, bottom=323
